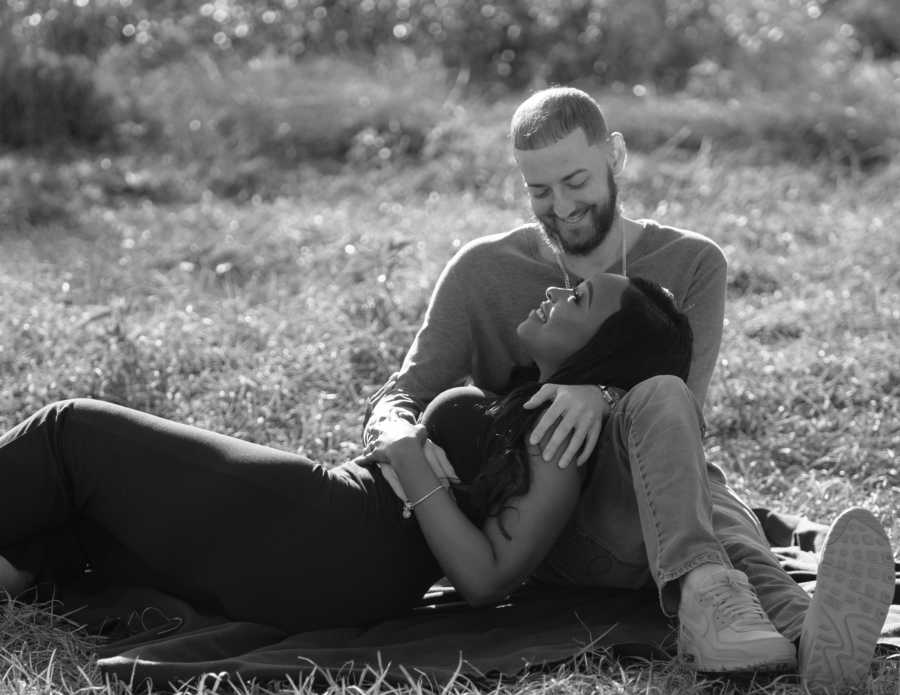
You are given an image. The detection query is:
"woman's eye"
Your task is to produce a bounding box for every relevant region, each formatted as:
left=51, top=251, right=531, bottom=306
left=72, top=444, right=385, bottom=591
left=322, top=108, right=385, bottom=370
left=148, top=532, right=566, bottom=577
left=531, top=188, right=550, bottom=199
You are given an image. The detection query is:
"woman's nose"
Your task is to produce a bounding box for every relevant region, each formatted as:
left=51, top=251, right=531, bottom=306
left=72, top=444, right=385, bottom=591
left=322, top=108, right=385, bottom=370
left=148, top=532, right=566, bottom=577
left=545, top=286, right=567, bottom=301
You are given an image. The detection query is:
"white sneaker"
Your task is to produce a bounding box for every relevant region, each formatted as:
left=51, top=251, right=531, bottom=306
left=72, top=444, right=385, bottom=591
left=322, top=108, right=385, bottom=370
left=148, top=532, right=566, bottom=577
left=678, top=567, right=797, bottom=672
left=799, top=508, right=895, bottom=694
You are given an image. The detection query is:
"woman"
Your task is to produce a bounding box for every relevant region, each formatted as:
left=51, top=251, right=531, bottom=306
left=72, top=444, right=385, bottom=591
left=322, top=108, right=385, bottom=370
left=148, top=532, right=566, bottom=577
left=0, top=271, right=687, bottom=633
left=377, top=273, right=692, bottom=607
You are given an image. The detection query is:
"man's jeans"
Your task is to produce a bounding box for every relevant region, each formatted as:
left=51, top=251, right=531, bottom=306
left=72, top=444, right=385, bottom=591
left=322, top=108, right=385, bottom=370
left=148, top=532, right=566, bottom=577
left=534, top=375, right=811, bottom=641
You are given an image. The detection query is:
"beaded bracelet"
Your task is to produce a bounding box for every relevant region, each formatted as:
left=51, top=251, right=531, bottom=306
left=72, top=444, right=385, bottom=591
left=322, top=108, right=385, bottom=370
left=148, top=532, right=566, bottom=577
left=402, top=484, right=445, bottom=519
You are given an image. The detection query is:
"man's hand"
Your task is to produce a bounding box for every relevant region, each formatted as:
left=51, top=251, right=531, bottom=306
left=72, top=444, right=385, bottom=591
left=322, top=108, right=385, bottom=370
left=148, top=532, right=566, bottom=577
left=355, top=416, right=459, bottom=500
left=523, top=384, right=610, bottom=468
left=357, top=420, right=425, bottom=503
left=378, top=420, right=428, bottom=462
left=354, top=418, right=422, bottom=466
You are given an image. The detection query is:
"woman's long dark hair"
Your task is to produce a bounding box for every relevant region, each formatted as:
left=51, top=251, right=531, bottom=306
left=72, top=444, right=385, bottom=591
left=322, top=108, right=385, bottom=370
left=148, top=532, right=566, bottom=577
left=467, top=276, right=693, bottom=534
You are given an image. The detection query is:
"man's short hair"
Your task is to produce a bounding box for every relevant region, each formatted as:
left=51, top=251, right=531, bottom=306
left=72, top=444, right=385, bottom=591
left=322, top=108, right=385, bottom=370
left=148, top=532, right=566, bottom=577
left=510, top=86, right=609, bottom=151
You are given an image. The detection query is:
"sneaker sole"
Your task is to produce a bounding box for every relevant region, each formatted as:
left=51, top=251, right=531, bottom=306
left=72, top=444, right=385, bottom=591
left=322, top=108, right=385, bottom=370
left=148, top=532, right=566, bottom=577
left=680, top=643, right=797, bottom=674
left=799, top=508, right=895, bottom=693
left=679, top=625, right=797, bottom=673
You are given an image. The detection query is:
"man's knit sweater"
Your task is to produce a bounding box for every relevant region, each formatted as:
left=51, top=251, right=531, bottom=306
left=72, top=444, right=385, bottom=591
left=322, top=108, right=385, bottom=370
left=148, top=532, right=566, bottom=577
left=365, top=220, right=727, bottom=443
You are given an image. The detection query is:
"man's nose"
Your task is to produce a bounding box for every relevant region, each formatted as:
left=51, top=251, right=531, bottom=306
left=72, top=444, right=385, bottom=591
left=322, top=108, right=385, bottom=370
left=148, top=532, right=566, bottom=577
left=552, top=190, right=577, bottom=220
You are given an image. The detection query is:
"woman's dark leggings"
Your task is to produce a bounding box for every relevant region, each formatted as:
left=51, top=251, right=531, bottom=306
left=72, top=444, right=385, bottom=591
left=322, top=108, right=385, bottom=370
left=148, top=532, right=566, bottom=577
left=0, top=399, right=440, bottom=632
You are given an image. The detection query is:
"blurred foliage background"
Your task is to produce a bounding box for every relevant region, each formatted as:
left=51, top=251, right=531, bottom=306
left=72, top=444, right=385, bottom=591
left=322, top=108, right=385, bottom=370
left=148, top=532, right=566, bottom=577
left=1, top=0, right=898, bottom=157
left=1, top=0, right=897, bottom=469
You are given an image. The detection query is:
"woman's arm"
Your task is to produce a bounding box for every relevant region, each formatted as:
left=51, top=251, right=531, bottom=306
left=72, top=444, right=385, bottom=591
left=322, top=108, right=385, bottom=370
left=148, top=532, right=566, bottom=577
left=385, top=427, right=581, bottom=607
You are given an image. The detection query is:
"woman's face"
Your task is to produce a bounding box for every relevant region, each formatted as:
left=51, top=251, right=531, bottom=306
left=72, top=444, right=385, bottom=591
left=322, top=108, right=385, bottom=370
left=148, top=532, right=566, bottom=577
left=516, top=272, right=629, bottom=377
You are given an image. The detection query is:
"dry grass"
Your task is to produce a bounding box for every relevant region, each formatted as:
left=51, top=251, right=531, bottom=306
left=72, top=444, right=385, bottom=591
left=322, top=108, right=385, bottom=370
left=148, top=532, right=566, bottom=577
left=0, top=63, right=898, bottom=694
left=0, top=595, right=103, bottom=691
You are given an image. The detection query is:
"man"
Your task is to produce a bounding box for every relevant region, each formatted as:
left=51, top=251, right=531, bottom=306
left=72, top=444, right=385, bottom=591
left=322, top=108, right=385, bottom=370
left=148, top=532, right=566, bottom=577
left=363, top=87, right=893, bottom=688
left=367, top=88, right=725, bottom=467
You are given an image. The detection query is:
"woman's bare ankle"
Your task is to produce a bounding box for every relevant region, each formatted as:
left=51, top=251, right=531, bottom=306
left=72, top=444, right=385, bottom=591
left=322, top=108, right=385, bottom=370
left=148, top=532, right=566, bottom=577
left=0, top=555, right=34, bottom=596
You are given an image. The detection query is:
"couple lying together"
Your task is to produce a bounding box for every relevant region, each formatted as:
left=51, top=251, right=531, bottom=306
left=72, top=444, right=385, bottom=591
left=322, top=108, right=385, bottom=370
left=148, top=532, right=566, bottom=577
left=0, top=87, right=893, bottom=694
left=0, top=269, right=892, bottom=693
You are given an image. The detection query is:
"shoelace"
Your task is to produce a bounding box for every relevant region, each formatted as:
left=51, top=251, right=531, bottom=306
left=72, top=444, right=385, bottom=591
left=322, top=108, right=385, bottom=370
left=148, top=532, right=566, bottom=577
left=703, top=575, right=768, bottom=624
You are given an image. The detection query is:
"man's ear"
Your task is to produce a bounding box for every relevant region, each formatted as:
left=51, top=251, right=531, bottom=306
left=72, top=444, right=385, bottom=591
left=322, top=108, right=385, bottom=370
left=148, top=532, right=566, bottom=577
left=608, top=131, right=627, bottom=175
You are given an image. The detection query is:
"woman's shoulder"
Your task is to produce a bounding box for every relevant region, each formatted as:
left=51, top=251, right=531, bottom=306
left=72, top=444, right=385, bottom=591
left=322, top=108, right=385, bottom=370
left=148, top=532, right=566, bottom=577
left=422, top=386, right=495, bottom=483
left=526, top=429, right=591, bottom=485
left=423, top=386, right=494, bottom=435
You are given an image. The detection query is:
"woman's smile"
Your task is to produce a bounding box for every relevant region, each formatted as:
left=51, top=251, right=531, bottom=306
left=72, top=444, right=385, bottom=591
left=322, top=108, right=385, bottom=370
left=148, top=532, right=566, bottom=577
left=517, top=272, right=631, bottom=378
left=537, top=300, right=551, bottom=322
left=529, top=299, right=555, bottom=324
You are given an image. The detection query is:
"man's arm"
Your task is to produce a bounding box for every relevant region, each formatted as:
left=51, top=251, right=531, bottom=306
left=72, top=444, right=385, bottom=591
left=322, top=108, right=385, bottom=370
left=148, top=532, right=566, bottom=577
left=363, top=379, right=423, bottom=448
left=363, top=251, right=475, bottom=447
left=681, top=242, right=727, bottom=409
left=522, top=238, right=727, bottom=467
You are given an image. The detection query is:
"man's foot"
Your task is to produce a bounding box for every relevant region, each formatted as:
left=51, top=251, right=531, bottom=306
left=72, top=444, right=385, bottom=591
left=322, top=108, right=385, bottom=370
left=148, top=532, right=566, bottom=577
left=799, top=508, right=895, bottom=694
left=678, top=566, right=797, bottom=673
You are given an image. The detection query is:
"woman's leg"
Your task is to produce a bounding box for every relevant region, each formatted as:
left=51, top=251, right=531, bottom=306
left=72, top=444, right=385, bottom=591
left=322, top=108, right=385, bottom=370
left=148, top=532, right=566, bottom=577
left=0, top=399, right=440, bottom=631
left=0, top=555, right=32, bottom=594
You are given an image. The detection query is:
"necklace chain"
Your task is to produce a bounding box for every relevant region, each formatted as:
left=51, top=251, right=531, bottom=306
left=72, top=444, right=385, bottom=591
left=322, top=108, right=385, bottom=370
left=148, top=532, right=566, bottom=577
left=553, top=216, right=627, bottom=290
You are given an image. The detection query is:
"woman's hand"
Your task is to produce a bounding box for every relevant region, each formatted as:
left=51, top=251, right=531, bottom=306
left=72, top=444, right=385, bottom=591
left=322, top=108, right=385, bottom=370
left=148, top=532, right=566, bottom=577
left=375, top=438, right=459, bottom=504
left=354, top=418, right=424, bottom=466
left=380, top=420, right=427, bottom=452
left=523, top=384, right=609, bottom=468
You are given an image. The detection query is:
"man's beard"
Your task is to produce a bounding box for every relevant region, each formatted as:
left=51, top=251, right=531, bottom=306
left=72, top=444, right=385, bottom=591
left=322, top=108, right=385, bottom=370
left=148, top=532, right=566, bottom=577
left=538, top=168, right=618, bottom=257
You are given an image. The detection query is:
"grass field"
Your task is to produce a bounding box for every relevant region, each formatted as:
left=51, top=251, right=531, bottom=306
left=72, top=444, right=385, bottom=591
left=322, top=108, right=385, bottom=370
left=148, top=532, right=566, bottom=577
left=1, top=58, right=899, bottom=694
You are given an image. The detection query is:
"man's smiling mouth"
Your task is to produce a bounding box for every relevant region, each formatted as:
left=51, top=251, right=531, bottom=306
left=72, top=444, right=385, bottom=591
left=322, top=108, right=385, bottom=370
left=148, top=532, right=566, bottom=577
left=559, top=208, right=589, bottom=224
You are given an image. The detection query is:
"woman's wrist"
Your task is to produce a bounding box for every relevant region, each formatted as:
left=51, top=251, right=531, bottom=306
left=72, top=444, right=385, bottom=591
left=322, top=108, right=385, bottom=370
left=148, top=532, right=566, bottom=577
left=388, top=444, right=449, bottom=519
left=401, top=483, right=447, bottom=518
left=388, top=441, right=441, bottom=491
left=386, top=438, right=426, bottom=470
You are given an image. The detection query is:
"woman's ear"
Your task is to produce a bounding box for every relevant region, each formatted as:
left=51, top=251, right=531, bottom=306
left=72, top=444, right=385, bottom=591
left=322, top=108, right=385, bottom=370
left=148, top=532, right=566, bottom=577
left=608, top=132, right=627, bottom=175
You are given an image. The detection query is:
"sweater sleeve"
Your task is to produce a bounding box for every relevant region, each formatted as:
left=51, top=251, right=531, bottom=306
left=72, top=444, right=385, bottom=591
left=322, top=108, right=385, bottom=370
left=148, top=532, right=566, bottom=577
left=363, top=250, right=475, bottom=446
left=680, top=242, right=727, bottom=409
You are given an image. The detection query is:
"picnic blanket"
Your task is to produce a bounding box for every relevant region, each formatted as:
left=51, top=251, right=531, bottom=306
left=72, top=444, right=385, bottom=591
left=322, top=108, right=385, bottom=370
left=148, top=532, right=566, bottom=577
left=49, top=509, right=900, bottom=688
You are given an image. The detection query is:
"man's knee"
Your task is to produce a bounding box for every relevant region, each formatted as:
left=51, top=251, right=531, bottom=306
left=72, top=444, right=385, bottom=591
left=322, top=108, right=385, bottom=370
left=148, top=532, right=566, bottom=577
left=621, top=374, right=693, bottom=410
left=616, top=375, right=704, bottom=435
